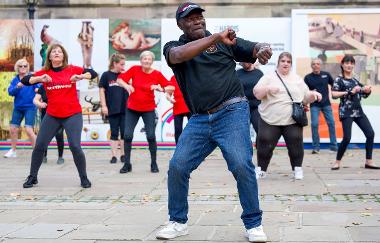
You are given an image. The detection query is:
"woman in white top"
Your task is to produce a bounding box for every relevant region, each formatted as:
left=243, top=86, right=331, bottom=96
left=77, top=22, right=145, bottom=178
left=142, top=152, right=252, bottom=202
left=253, top=52, right=322, bottom=180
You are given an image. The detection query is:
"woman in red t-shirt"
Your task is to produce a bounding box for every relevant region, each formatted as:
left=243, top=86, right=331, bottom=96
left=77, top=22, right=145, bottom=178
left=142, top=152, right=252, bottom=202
left=21, top=43, right=97, bottom=189
left=117, top=50, right=171, bottom=173
left=166, top=76, right=191, bottom=144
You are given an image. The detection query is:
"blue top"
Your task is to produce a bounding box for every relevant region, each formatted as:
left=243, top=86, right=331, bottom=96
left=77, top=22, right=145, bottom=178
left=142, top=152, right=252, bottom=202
left=8, top=74, right=40, bottom=110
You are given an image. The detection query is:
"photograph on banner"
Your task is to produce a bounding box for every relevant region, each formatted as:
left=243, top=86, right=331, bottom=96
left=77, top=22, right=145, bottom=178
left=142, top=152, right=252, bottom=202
left=0, top=19, right=34, bottom=140
left=33, top=19, right=109, bottom=141
left=292, top=9, right=380, bottom=143
left=160, top=18, right=291, bottom=142
left=109, top=19, right=161, bottom=61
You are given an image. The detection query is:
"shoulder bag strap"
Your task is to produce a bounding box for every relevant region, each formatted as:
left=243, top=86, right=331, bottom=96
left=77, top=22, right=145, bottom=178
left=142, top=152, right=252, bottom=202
left=275, top=71, right=294, bottom=102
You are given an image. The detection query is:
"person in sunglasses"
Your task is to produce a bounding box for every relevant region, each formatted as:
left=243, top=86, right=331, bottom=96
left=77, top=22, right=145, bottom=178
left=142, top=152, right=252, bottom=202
left=4, top=59, right=40, bottom=158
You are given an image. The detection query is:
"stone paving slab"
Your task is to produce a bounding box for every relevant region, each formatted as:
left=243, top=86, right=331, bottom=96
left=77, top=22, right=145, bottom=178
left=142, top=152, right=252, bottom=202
left=7, top=223, right=79, bottom=239
left=0, top=224, right=26, bottom=238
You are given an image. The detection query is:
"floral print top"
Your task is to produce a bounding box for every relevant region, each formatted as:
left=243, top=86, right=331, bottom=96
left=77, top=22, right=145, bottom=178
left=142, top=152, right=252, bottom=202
left=332, top=76, right=370, bottom=120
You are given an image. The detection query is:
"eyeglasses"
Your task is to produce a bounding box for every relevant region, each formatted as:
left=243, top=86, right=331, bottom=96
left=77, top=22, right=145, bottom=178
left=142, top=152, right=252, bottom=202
left=18, top=65, right=28, bottom=68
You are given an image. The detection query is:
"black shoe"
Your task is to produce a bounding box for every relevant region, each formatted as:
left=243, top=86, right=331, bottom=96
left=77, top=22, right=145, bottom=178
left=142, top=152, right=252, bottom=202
left=80, top=176, right=92, bottom=188
left=151, top=162, right=159, bottom=173
left=365, top=164, right=380, bottom=169
left=23, top=175, right=38, bottom=188
left=312, top=149, right=320, bottom=154
left=120, top=162, right=132, bottom=173
left=110, top=156, right=117, bottom=164
left=120, top=155, right=125, bottom=163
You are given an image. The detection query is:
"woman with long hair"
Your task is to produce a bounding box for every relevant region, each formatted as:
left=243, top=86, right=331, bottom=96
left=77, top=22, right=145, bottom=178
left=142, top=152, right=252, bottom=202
left=331, top=54, right=377, bottom=170
left=99, top=53, right=127, bottom=164
left=21, top=43, right=97, bottom=188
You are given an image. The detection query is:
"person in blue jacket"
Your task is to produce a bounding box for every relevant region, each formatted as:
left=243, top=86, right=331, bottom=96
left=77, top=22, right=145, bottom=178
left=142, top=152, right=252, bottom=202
left=4, top=59, right=40, bottom=158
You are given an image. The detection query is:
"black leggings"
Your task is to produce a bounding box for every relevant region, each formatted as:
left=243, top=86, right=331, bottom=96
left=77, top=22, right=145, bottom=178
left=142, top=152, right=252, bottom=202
left=124, top=109, right=156, bottom=164
left=41, top=111, right=64, bottom=157
left=337, top=116, right=374, bottom=160
left=257, top=118, right=304, bottom=171
left=174, top=112, right=191, bottom=144
left=108, top=113, right=125, bottom=141
left=29, top=113, right=87, bottom=178
left=249, top=107, right=260, bottom=134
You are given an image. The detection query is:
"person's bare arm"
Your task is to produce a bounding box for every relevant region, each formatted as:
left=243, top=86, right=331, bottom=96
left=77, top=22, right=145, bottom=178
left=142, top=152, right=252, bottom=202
left=99, top=87, right=108, bottom=116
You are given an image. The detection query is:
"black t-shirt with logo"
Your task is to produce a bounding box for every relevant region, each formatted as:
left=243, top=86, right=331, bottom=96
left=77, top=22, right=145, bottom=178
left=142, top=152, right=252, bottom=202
left=163, top=31, right=257, bottom=114
left=304, top=71, right=334, bottom=107
left=236, top=68, right=263, bottom=109
left=99, top=71, right=127, bottom=116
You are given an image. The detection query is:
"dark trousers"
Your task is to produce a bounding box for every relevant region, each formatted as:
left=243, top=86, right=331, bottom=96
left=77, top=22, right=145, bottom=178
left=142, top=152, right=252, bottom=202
left=257, top=118, right=304, bottom=171
left=124, top=109, right=156, bottom=164
left=41, top=111, right=64, bottom=158
left=174, top=112, right=191, bottom=144
left=337, top=115, right=374, bottom=160
left=108, top=113, right=125, bottom=141
left=30, top=113, right=87, bottom=178
left=249, top=107, right=260, bottom=134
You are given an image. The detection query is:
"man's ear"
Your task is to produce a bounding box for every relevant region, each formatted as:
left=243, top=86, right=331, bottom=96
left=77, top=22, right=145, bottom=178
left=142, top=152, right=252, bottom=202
left=177, top=20, right=184, bottom=31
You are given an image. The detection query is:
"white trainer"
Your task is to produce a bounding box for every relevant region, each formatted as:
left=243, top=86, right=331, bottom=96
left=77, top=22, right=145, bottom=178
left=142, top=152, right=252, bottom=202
left=294, top=166, right=304, bottom=180
left=255, top=167, right=267, bottom=179
left=245, top=225, right=268, bottom=242
left=4, top=149, right=17, bottom=158
left=156, top=221, right=188, bottom=240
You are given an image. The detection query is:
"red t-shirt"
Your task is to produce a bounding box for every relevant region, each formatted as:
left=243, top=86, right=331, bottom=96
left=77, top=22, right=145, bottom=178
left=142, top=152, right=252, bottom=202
left=170, top=76, right=189, bottom=116
left=34, top=65, right=83, bottom=118
left=119, top=65, right=169, bottom=112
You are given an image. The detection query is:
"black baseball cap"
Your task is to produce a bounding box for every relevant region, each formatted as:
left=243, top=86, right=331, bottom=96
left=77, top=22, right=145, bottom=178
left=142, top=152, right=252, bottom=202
left=176, top=2, right=205, bottom=21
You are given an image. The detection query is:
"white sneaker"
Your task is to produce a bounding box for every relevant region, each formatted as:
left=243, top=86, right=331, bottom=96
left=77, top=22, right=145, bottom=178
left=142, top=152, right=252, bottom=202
left=245, top=225, right=268, bottom=242
left=4, top=149, right=16, bottom=158
left=294, top=166, right=304, bottom=180
left=255, top=167, right=267, bottom=179
left=156, top=221, right=188, bottom=240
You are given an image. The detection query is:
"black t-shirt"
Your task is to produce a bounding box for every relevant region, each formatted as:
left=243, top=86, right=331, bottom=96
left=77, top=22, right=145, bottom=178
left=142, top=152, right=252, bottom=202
left=304, top=71, right=334, bottom=107
left=163, top=31, right=257, bottom=114
left=236, top=68, right=263, bottom=109
left=332, top=76, right=370, bottom=120
left=99, top=71, right=127, bottom=116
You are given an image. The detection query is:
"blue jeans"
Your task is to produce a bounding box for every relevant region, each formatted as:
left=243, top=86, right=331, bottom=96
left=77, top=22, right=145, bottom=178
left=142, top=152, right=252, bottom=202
left=168, top=101, right=262, bottom=229
left=310, top=105, right=337, bottom=150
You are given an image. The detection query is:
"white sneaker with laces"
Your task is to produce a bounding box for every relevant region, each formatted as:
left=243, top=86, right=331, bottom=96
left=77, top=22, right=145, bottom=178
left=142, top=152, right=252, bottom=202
left=294, top=166, right=304, bottom=180
left=255, top=167, right=267, bottom=179
left=156, top=221, right=188, bottom=240
left=4, top=149, right=16, bottom=158
left=245, top=225, right=268, bottom=242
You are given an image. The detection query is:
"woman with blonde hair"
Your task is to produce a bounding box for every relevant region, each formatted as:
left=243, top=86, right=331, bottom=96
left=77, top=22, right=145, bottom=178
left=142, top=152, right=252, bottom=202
left=117, top=50, right=172, bottom=173
left=4, top=59, right=39, bottom=158
left=254, top=52, right=322, bottom=179
left=21, top=43, right=97, bottom=188
left=99, top=53, right=128, bottom=164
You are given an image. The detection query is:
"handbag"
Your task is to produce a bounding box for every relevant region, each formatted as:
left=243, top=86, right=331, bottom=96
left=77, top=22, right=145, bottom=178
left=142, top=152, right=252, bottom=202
left=275, top=71, right=308, bottom=127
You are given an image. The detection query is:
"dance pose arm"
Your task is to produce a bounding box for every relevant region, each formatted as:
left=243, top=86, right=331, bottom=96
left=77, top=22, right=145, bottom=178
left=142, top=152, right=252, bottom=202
left=33, top=93, right=47, bottom=109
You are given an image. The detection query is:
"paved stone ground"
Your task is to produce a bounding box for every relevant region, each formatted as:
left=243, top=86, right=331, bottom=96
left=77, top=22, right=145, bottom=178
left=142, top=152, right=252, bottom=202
left=0, top=147, right=379, bottom=242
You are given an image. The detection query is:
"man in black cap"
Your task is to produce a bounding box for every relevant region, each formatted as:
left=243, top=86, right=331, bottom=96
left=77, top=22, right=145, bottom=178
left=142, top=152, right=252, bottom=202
left=156, top=2, right=272, bottom=242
